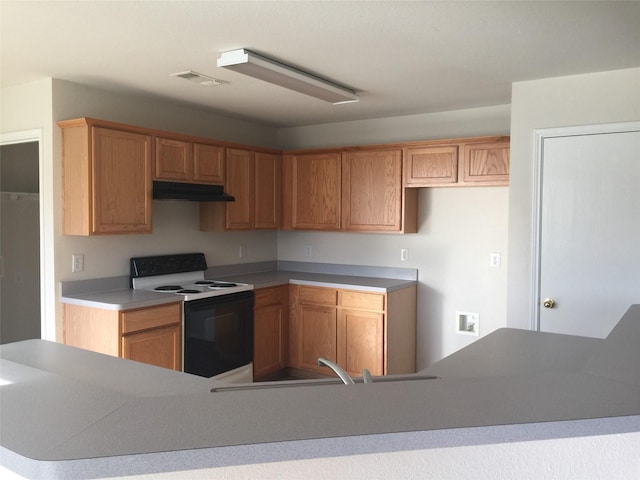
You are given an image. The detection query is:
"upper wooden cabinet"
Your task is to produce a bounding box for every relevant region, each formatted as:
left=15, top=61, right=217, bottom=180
left=59, top=118, right=153, bottom=235
left=283, top=151, right=342, bottom=231
left=283, top=149, right=417, bottom=233
left=254, top=152, right=281, bottom=229
left=404, top=145, right=459, bottom=186
left=199, top=149, right=281, bottom=231
left=155, top=137, right=225, bottom=184
left=461, top=140, right=510, bottom=185
left=225, top=147, right=255, bottom=230
left=404, top=136, right=510, bottom=187
left=343, top=149, right=416, bottom=232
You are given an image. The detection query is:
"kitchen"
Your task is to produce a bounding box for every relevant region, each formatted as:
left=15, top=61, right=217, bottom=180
left=2, top=1, right=640, bottom=478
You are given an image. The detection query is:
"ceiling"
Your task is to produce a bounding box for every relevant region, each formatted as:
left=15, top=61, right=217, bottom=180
left=2, top=1, right=640, bottom=128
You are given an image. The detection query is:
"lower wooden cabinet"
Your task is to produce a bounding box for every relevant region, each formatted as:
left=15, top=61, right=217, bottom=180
left=289, top=284, right=416, bottom=378
left=121, top=324, right=181, bottom=371
left=63, top=302, right=182, bottom=371
left=253, top=286, right=289, bottom=380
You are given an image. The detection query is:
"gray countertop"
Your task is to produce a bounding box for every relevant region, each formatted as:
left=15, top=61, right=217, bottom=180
left=60, top=266, right=418, bottom=310
left=2, top=305, right=639, bottom=479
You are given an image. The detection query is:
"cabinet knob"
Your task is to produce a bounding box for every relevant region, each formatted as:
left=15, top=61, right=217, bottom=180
left=543, top=298, right=555, bottom=309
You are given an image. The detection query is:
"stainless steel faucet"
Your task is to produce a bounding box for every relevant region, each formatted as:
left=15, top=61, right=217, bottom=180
left=317, top=357, right=354, bottom=384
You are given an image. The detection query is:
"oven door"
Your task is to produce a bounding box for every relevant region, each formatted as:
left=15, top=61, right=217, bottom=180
left=183, top=290, right=254, bottom=378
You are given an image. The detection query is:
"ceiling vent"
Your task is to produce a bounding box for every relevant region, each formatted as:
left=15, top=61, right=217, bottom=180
left=170, top=70, right=228, bottom=86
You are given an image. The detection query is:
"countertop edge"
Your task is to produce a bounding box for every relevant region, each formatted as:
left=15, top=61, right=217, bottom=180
left=5, top=415, right=639, bottom=480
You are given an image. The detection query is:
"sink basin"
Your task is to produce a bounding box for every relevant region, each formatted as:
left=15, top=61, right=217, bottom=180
left=210, top=374, right=439, bottom=392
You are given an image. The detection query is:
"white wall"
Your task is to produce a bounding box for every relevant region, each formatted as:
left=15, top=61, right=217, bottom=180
left=507, top=68, right=640, bottom=329
left=278, top=105, right=511, bottom=368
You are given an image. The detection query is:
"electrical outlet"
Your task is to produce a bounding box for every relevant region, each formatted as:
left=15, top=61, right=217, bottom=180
left=400, top=248, right=409, bottom=261
left=304, top=245, right=313, bottom=257
left=490, top=252, right=501, bottom=268
left=72, top=254, right=84, bottom=273
left=238, top=245, right=246, bottom=258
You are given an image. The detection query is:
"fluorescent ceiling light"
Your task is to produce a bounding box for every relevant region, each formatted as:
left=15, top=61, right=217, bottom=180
left=217, top=49, right=359, bottom=104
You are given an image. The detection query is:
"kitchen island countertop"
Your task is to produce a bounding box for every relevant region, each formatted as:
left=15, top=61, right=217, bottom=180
left=1, top=305, right=639, bottom=479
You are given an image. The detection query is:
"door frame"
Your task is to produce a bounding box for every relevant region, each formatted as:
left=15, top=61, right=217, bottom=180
left=0, top=129, right=53, bottom=341
left=531, top=121, right=640, bottom=331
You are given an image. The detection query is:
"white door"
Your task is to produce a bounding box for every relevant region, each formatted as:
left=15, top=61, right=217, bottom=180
left=536, top=124, right=640, bottom=338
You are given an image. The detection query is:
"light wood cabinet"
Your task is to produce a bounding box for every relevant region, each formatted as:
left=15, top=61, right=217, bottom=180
left=338, top=291, right=385, bottom=377
left=289, top=284, right=416, bottom=377
left=404, top=145, right=459, bottom=186
left=294, top=286, right=339, bottom=373
left=63, top=302, right=182, bottom=371
left=59, top=118, right=153, bottom=235
left=461, top=140, right=510, bottom=185
left=404, top=136, right=510, bottom=187
left=155, top=137, right=225, bottom=184
left=254, top=152, right=281, bottom=229
left=282, top=151, right=342, bottom=231
left=199, top=149, right=281, bottom=231
left=342, top=148, right=417, bottom=233
left=283, top=149, right=417, bottom=233
left=253, top=286, right=289, bottom=380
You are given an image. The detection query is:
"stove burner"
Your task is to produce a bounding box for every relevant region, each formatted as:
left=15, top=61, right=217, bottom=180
left=194, top=280, right=215, bottom=285
left=209, top=282, right=238, bottom=288
left=154, top=285, right=183, bottom=291
left=177, top=289, right=201, bottom=294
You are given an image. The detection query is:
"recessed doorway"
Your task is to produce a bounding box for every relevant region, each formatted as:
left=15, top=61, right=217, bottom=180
left=0, top=141, right=40, bottom=344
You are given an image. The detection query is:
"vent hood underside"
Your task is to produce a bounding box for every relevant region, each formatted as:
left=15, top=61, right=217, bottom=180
left=152, top=181, right=235, bottom=202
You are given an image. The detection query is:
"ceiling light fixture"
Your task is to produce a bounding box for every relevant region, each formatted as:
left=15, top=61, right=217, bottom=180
left=217, top=49, right=359, bottom=104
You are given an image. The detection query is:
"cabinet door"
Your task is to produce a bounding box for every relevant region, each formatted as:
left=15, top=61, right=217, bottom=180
left=342, top=149, right=402, bottom=232
left=193, top=143, right=225, bottom=184
left=253, top=303, right=287, bottom=378
left=122, top=324, right=181, bottom=371
left=404, top=145, right=458, bottom=186
left=289, top=152, right=342, bottom=230
left=154, top=137, right=193, bottom=181
left=461, top=141, right=510, bottom=185
left=338, top=309, right=384, bottom=377
left=298, top=303, right=338, bottom=373
left=92, top=127, right=152, bottom=233
left=254, top=152, right=281, bottom=229
left=225, top=148, right=255, bottom=230
left=254, top=286, right=288, bottom=379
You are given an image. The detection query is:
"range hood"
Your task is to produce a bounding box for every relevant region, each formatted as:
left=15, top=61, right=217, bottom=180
left=152, top=181, right=235, bottom=202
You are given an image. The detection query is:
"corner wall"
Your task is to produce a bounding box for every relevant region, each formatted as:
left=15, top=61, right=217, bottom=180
left=507, top=68, right=640, bottom=329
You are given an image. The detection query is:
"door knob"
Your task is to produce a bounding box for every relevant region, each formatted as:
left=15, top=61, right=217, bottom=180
left=543, top=298, right=555, bottom=309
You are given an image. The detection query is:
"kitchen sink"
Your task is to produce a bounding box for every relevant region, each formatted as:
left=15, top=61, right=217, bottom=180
left=209, top=374, right=439, bottom=392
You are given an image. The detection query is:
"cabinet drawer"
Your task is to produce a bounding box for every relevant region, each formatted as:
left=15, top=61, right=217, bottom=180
left=339, top=291, right=385, bottom=311
left=121, top=302, right=181, bottom=334
left=255, top=285, right=287, bottom=307
left=298, top=286, right=338, bottom=305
